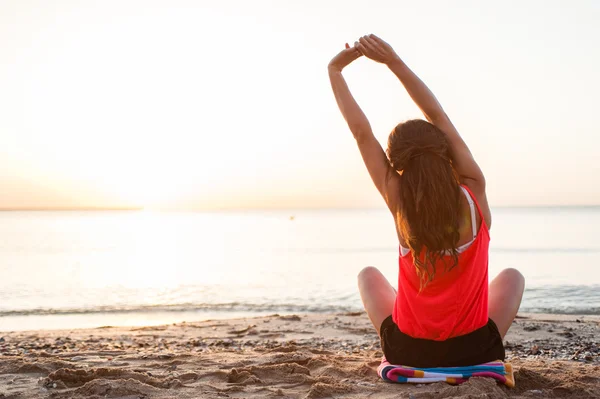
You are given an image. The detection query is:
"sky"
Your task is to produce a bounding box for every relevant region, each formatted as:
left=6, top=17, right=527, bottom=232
left=0, top=0, right=598, bottom=209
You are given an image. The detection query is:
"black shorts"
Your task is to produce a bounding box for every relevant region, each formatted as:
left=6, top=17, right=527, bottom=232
left=380, top=316, right=505, bottom=368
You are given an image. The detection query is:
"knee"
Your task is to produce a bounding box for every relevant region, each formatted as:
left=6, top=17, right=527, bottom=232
left=357, top=266, right=381, bottom=284
left=498, top=268, right=525, bottom=286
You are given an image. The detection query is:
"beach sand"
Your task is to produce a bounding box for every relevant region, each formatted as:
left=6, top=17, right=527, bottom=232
left=1, top=313, right=598, bottom=398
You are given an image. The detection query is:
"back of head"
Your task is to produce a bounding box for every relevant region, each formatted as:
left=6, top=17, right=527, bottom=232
left=387, top=119, right=461, bottom=287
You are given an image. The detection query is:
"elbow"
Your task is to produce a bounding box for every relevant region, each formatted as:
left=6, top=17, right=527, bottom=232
left=349, top=124, right=372, bottom=143
left=479, top=173, right=487, bottom=188
left=460, top=171, right=486, bottom=190
left=473, top=168, right=486, bottom=188
left=353, top=133, right=365, bottom=144
left=352, top=130, right=368, bottom=144
left=428, top=111, right=450, bottom=125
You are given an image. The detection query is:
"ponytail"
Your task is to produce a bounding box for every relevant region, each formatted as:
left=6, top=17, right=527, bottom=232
left=387, top=120, right=462, bottom=289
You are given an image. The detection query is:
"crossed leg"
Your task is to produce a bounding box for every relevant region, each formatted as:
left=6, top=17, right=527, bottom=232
left=357, top=266, right=396, bottom=335
left=488, top=268, right=525, bottom=339
left=357, top=266, right=525, bottom=339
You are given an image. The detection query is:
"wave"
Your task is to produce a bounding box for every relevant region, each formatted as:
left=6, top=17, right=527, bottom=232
left=2, top=285, right=598, bottom=318
left=2, top=301, right=600, bottom=318
left=0, top=302, right=357, bottom=318
left=518, top=307, right=600, bottom=315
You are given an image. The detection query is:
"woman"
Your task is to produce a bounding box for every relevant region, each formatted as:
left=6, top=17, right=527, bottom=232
left=328, top=35, right=525, bottom=367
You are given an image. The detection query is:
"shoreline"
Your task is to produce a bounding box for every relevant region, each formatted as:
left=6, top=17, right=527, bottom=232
left=1, top=312, right=598, bottom=398
left=2, top=312, right=599, bottom=334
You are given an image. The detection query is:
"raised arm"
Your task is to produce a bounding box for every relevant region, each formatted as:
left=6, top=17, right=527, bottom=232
left=356, top=35, right=486, bottom=188
left=328, top=45, right=399, bottom=210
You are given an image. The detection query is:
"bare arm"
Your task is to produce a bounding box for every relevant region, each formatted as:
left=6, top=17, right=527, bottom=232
left=328, top=46, right=399, bottom=210
left=356, top=34, right=490, bottom=226
left=356, top=35, right=485, bottom=187
left=387, top=58, right=485, bottom=185
left=327, top=52, right=372, bottom=141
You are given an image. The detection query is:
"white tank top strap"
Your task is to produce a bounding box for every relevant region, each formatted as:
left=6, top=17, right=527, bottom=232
left=399, top=186, right=478, bottom=257
left=460, top=186, right=477, bottom=240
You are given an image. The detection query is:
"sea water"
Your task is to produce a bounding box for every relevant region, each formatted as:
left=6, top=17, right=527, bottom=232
left=1, top=208, right=599, bottom=331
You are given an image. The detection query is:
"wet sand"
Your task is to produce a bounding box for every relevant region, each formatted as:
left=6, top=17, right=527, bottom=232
left=0, top=313, right=598, bottom=398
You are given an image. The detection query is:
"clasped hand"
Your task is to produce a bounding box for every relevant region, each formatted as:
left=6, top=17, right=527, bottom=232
left=328, top=34, right=399, bottom=71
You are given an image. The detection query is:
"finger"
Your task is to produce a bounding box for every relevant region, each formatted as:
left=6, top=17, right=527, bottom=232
left=343, top=46, right=361, bottom=59
left=362, top=35, right=387, bottom=60
left=369, top=33, right=383, bottom=42
left=345, top=42, right=350, bottom=49
left=350, top=50, right=363, bottom=61
left=353, top=47, right=364, bottom=58
left=341, top=48, right=362, bottom=63
left=363, top=35, right=381, bottom=49
left=359, top=36, right=378, bottom=53
left=369, top=34, right=386, bottom=45
left=355, top=41, right=368, bottom=55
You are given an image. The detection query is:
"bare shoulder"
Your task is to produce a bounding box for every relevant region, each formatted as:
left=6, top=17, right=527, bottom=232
left=462, top=179, right=492, bottom=229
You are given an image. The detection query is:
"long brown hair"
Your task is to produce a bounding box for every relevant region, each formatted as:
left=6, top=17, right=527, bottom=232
left=387, top=119, right=462, bottom=288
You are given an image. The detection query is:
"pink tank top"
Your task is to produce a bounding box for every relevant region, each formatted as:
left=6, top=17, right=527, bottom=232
left=392, top=185, right=490, bottom=341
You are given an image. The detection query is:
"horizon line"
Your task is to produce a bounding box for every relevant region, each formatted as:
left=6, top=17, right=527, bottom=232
left=0, top=204, right=599, bottom=212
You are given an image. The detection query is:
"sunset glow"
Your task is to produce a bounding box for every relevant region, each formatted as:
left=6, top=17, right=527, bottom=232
left=1, top=1, right=599, bottom=209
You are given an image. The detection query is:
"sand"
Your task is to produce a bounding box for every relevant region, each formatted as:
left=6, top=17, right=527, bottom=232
left=0, top=313, right=598, bottom=398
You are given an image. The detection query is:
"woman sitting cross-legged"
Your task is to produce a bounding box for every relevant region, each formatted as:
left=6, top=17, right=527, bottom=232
left=328, top=35, right=525, bottom=367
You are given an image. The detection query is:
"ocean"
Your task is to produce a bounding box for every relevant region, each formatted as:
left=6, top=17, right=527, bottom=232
left=1, top=208, right=599, bottom=332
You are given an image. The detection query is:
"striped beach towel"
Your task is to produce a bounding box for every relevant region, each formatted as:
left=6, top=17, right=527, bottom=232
left=377, top=359, right=514, bottom=387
